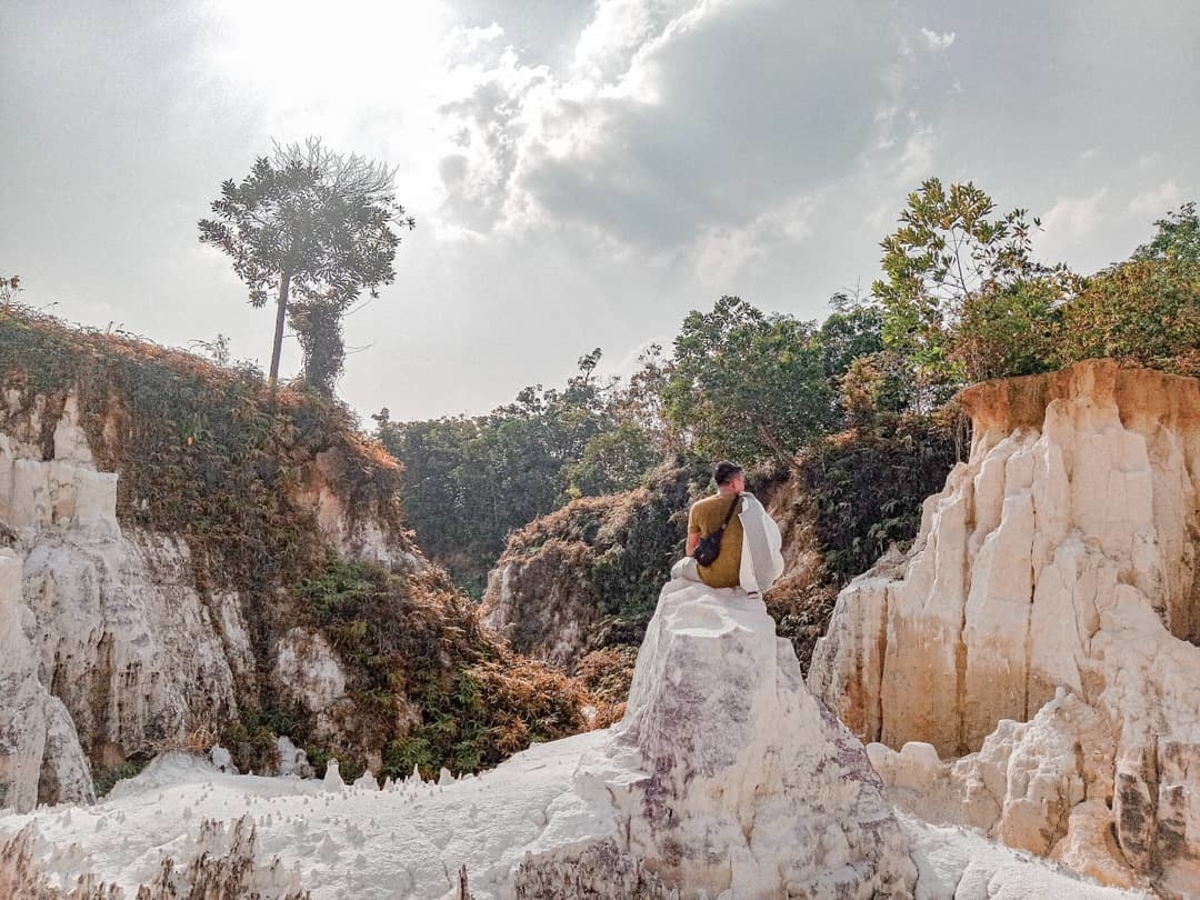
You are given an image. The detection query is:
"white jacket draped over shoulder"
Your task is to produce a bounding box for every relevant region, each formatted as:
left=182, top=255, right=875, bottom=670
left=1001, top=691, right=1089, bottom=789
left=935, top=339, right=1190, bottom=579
left=735, top=492, right=784, bottom=595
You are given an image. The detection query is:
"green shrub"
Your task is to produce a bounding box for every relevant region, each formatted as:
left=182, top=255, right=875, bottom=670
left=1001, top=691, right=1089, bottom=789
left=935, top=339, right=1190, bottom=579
left=798, top=411, right=961, bottom=584
left=1056, top=257, right=1200, bottom=377
left=93, top=759, right=150, bottom=798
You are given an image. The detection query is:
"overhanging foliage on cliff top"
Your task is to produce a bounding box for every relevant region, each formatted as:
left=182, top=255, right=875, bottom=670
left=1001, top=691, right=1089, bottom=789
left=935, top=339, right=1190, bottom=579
left=0, top=302, right=405, bottom=585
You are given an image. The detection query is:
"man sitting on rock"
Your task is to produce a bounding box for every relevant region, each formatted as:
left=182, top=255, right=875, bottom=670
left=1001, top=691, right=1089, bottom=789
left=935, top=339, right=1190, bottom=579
left=672, top=460, right=784, bottom=596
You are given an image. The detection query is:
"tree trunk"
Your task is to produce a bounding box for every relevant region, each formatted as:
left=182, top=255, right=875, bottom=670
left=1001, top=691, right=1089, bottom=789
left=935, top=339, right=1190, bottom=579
left=268, top=273, right=291, bottom=388
left=756, top=422, right=796, bottom=471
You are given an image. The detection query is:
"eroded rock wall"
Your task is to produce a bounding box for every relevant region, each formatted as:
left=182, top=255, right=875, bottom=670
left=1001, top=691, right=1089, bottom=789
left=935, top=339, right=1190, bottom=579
left=808, top=360, right=1200, bottom=893
left=0, top=390, right=401, bottom=811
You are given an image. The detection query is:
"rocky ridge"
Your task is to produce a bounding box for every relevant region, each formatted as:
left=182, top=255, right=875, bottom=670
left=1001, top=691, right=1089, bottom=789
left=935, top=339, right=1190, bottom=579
left=808, top=359, right=1200, bottom=895
left=539, top=578, right=917, bottom=898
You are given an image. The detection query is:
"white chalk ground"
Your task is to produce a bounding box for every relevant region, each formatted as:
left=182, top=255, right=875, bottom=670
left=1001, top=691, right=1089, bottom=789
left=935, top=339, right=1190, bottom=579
left=902, top=814, right=1150, bottom=900
left=0, top=735, right=1152, bottom=899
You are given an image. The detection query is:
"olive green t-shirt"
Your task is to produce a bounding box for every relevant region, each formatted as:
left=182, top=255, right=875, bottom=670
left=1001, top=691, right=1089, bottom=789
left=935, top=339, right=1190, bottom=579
left=688, top=492, right=743, bottom=588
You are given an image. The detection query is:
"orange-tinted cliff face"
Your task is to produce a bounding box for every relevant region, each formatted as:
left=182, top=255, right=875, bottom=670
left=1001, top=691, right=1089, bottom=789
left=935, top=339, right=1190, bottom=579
left=811, top=360, right=1200, bottom=895
left=962, top=359, right=1200, bottom=466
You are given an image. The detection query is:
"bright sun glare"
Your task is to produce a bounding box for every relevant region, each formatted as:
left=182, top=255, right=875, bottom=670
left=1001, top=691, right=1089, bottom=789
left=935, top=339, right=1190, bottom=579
left=208, top=0, right=458, bottom=208
left=210, top=2, right=452, bottom=115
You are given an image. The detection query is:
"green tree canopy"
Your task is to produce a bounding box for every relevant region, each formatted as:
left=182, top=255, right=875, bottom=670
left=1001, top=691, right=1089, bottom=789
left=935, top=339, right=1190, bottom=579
left=1132, top=201, right=1199, bottom=265
left=872, top=179, right=1067, bottom=404
left=952, top=277, right=1063, bottom=382
left=662, top=296, right=834, bottom=466
left=563, top=422, right=662, bottom=499
left=1056, top=255, right=1199, bottom=376
left=376, top=350, right=666, bottom=594
left=813, top=292, right=885, bottom=381
left=199, top=138, right=414, bottom=391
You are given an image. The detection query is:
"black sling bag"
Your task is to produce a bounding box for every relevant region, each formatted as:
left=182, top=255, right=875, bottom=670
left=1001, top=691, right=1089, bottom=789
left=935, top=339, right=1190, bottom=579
left=692, top=492, right=741, bottom=567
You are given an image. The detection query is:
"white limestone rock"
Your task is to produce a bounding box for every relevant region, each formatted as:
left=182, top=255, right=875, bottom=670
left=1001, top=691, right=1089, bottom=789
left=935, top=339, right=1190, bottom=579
left=0, top=394, right=257, bottom=806
left=520, top=578, right=918, bottom=898
left=0, top=392, right=118, bottom=539
left=296, top=447, right=421, bottom=571
left=211, top=744, right=239, bottom=775
left=273, top=628, right=353, bottom=741
left=36, top=696, right=95, bottom=810
left=482, top=554, right=602, bottom=670
left=276, top=736, right=315, bottom=779
left=21, top=530, right=250, bottom=763
left=809, top=360, right=1200, bottom=892
left=322, top=759, right=345, bottom=793
left=3, top=403, right=254, bottom=699
left=0, top=550, right=94, bottom=812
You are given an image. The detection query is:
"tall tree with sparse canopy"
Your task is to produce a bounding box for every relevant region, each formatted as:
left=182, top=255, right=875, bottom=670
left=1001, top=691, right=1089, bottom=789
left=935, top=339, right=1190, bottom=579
left=199, top=138, right=415, bottom=390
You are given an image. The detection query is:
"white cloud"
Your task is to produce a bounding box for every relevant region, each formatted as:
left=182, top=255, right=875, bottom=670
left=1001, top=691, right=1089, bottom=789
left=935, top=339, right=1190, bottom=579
left=1042, top=189, right=1110, bottom=238
left=1129, top=180, right=1183, bottom=217
left=894, top=129, right=936, bottom=184
left=446, top=22, right=506, bottom=56
left=919, top=28, right=956, bottom=52
left=435, top=45, right=553, bottom=233
left=1035, top=188, right=1112, bottom=265
left=537, top=3, right=895, bottom=243
left=690, top=192, right=822, bottom=287
left=572, top=0, right=692, bottom=88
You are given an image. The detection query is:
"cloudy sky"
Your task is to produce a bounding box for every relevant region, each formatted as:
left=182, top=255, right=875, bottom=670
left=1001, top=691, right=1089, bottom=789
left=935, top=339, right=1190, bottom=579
left=3, top=1, right=1198, bottom=420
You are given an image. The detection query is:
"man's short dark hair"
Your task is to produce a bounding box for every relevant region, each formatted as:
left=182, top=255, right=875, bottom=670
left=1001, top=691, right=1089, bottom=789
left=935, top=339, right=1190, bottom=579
left=713, top=461, right=743, bottom=485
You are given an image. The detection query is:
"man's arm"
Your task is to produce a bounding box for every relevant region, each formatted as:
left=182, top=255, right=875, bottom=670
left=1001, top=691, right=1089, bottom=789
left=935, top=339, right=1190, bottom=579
left=686, top=503, right=701, bottom=557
